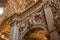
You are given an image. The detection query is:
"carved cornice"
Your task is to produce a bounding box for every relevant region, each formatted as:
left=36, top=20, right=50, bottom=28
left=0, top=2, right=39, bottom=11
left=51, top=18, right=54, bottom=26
left=0, top=0, right=48, bottom=25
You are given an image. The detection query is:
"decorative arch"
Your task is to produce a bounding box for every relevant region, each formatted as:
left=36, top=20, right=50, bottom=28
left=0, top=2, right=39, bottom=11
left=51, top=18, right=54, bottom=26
left=20, top=24, right=48, bottom=40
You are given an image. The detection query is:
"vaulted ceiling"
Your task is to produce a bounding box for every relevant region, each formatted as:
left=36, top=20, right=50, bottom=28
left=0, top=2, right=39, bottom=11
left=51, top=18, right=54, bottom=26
left=0, top=0, right=60, bottom=40
left=0, top=0, right=40, bottom=40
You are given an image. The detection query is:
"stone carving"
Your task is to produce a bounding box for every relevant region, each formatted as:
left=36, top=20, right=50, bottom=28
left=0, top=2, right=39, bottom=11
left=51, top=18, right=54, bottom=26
left=49, top=0, right=60, bottom=33
left=49, top=0, right=60, bottom=9
left=17, top=22, right=26, bottom=33
left=29, top=12, right=46, bottom=26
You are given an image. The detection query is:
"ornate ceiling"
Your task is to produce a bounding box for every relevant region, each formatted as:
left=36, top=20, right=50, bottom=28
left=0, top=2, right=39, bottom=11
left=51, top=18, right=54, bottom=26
left=0, top=0, right=60, bottom=40
left=0, top=0, right=48, bottom=40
